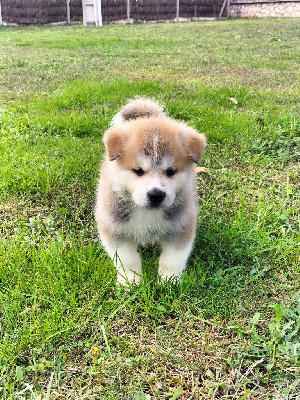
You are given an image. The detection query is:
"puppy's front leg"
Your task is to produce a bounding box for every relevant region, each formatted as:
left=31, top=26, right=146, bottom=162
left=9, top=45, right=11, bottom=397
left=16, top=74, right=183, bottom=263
left=158, top=240, right=194, bottom=280
left=114, top=241, right=142, bottom=285
left=102, top=237, right=142, bottom=285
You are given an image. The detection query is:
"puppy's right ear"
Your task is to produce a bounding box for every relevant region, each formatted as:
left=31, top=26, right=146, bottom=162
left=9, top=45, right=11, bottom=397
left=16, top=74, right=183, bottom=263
left=103, top=127, right=126, bottom=161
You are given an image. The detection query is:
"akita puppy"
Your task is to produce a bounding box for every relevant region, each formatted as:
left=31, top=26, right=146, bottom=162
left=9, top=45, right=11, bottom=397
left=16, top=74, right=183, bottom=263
left=95, top=98, right=206, bottom=285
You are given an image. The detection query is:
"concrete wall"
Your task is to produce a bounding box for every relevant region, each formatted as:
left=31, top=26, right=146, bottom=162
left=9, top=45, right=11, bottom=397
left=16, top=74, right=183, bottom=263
left=231, top=1, right=300, bottom=18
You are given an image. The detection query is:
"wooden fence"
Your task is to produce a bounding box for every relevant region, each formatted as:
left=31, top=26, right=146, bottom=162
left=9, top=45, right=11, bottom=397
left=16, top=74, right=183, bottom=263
left=0, top=0, right=224, bottom=25
left=0, top=0, right=82, bottom=25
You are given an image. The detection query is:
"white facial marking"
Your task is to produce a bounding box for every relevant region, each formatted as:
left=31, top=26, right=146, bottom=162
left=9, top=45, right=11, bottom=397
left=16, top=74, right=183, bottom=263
left=159, top=155, right=174, bottom=170
left=153, top=134, right=159, bottom=164
left=137, top=154, right=151, bottom=172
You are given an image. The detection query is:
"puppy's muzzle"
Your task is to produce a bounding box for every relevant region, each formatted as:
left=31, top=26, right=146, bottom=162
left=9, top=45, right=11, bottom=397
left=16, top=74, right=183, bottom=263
left=147, top=188, right=166, bottom=208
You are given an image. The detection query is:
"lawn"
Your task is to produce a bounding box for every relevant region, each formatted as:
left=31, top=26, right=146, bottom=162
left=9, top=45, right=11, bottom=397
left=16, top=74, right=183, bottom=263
left=0, top=18, right=299, bottom=399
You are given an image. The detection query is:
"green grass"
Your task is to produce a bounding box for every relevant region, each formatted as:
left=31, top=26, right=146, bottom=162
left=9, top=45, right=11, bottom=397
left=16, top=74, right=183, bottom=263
left=0, top=19, right=299, bottom=399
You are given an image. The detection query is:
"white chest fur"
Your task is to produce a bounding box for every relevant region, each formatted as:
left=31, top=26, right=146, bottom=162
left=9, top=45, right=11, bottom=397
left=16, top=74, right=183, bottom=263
left=117, top=207, right=174, bottom=246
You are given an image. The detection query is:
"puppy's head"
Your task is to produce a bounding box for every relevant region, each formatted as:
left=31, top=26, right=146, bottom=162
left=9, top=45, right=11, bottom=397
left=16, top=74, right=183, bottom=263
left=103, top=117, right=206, bottom=209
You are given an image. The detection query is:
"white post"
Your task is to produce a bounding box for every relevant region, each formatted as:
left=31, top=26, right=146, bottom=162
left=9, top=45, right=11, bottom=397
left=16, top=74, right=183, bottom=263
left=96, top=0, right=102, bottom=26
left=226, top=0, right=231, bottom=18
left=93, top=0, right=98, bottom=26
left=0, top=0, right=2, bottom=26
left=176, top=0, right=179, bottom=22
left=127, top=0, right=130, bottom=23
left=218, top=0, right=226, bottom=19
left=66, top=0, right=71, bottom=23
left=93, top=0, right=102, bottom=26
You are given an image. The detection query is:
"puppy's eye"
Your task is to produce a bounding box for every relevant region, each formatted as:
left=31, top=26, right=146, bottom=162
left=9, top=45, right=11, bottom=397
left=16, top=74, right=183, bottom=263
left=132, top=167, right=145, bottom=177
left=166, top=167, right=177, bottom=177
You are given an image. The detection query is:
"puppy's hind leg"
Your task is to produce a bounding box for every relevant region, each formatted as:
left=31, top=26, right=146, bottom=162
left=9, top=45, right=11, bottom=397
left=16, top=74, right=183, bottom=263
left=158, top=239, right=194, bottom=280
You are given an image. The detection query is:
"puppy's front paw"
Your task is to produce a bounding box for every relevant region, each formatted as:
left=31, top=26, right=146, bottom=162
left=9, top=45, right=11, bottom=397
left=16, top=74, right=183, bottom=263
left=117, top=268, right=141, bottom=286
left=158, top=241, right=193, bottom=281
left=105, top=241, right=142, bottom=286
left=158, top=266, right=182, bottom=281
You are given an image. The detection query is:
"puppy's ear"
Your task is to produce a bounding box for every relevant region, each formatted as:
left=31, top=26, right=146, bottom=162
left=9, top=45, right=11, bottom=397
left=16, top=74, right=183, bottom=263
left=103, top=127, right=127, bottom=161
left=180, top=125, right=206, bottom=164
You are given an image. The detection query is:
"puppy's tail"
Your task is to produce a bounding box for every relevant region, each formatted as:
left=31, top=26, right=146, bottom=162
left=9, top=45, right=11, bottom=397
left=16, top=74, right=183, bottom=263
left=111, top=98, right=165, bottom=125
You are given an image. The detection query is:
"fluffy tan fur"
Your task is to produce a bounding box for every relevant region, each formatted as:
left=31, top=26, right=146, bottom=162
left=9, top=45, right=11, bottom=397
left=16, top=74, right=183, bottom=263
left=95, top=98, right=206, bottom=285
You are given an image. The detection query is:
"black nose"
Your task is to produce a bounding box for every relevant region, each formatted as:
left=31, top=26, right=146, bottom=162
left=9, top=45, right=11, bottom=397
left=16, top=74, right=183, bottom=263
left=147, top=188, right=166, bottom=208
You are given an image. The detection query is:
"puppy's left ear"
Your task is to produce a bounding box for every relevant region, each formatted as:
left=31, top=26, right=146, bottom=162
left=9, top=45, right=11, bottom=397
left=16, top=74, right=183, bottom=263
left=180, top=126, right=206, bottom=164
